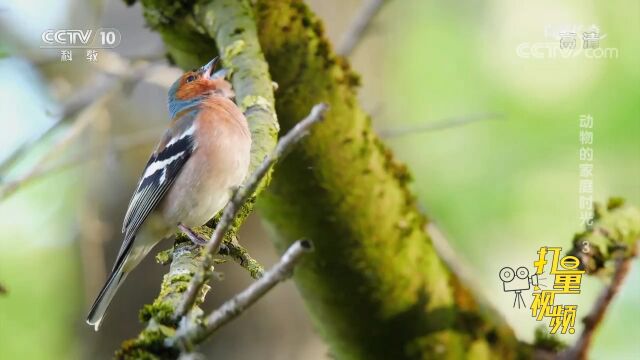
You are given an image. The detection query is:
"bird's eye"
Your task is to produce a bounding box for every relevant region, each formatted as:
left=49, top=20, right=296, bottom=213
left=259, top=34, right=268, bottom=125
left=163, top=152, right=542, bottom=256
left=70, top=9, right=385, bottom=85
left=186, top=75, right=196, bottom=83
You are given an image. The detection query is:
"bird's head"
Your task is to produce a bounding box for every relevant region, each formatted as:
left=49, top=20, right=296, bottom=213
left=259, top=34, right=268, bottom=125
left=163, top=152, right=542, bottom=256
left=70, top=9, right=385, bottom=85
left=168, top=57, right=234, bottom=118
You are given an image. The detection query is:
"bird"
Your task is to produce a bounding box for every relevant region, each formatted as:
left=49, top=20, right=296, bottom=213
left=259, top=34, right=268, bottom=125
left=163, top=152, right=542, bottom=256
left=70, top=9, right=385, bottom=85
left=86, top=57, right=252, bottom=331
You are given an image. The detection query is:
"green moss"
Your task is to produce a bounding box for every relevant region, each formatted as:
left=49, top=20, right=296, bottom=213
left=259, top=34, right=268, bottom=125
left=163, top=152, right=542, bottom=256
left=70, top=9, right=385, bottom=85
left=607, top=196, right=625, bottom=210
left=223, top=39, right=246, bottom=62
left=250, top=0, right=520, bottom=358
left=169, top=274, right=192, bottom=284
left=139, top=0, right=195, bottom=29
left=221, top=238, right=266, bottom=279
left=155, top=248, right=173, bottom=265
left=533, top=326, right=566, bottom=352
left=116, top=328, right=178, bottom=360
left=567, top=198, right=640, bottom=276
left=139, top=301, right=176, bottom=326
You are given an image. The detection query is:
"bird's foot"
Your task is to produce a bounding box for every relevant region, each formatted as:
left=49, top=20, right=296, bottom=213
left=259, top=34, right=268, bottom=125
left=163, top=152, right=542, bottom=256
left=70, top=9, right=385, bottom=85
left=178, top=223, right=209, bottom=246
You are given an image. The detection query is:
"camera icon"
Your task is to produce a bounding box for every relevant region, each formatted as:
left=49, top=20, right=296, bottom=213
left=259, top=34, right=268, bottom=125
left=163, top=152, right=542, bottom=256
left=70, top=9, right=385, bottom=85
left=499, top=266, right=539, bottom=308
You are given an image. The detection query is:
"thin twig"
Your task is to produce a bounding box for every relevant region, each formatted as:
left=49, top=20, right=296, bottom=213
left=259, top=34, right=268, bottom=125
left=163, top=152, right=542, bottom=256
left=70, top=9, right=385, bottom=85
left=0, top=60, right=163, bottom=201
left=171, top=239, right=313, bottom=349
left=0, top=53, right=161, bottom=181
left=0, top=120, right=62, bottom=177
left=557, top=245, right=636, bottom=360
left=426, top=223, right=484, bottom=295
left=0, top=125, right=164, bottom=194
left=174, top=103, right=328, bottom=318
left=175, top=226, right=266, bottom=279
left=219, top=237, right=265, bottom=279
left=0, top=77, right=104, bottom=178
left=0, top=95, right=111, bottom=201
left=337, top=0, right=387, bottom=56
left=379, top=113, right=505, bottom=138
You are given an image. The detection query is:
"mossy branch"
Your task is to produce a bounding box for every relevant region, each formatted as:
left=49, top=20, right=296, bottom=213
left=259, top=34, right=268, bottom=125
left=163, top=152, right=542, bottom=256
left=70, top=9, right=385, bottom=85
left=218, top=237, right=265, bottom=279
left=555, top=199, right=640, bottom=360
left=252, top=1, right=521, bottom=358
left=567, top=198, right=640, bottom=274
left=169, top=240, right=313, bottom=352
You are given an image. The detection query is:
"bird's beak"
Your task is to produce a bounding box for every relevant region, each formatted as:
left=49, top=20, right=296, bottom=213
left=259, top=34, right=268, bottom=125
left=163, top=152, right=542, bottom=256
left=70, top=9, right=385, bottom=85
left=200, top=56, right=220, bottom=79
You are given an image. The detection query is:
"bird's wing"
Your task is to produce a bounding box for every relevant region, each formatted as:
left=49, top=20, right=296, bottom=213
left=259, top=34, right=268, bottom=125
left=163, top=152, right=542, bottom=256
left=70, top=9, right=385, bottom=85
left=114, top=110, right=199, bottom=264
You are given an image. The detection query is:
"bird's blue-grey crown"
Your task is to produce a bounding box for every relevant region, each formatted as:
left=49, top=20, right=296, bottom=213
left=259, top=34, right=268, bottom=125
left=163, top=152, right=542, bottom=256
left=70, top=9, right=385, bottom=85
left=167, top=57, right=229, bottom=119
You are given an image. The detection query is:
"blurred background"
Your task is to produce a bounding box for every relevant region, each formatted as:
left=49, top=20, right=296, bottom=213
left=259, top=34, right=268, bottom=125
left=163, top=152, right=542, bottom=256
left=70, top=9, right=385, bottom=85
left=0, top=0, right=638, bottom=359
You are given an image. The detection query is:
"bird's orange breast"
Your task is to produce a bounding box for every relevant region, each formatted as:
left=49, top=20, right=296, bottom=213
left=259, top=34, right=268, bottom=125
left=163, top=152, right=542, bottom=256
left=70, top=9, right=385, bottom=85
left=198, top=97, right=250, bottom=140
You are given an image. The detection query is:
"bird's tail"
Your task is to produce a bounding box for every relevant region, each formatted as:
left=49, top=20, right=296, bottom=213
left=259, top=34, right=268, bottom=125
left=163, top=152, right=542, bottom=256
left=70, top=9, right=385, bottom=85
left=86, top=260, right=129, bottom=331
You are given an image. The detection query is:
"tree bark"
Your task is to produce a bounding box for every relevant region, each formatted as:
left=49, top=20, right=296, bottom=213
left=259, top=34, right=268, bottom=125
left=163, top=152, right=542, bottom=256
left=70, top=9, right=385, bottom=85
left=252, top=2, right=517, bottom=358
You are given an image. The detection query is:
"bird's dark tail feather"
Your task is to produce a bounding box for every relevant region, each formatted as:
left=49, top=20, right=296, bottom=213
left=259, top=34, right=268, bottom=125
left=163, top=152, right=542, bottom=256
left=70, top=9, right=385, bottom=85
left=86, top=260, right=128, bottom=331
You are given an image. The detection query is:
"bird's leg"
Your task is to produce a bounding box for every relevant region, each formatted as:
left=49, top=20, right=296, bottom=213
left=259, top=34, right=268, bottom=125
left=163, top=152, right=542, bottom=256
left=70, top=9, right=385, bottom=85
left=178, top=223, right=209, bottom=246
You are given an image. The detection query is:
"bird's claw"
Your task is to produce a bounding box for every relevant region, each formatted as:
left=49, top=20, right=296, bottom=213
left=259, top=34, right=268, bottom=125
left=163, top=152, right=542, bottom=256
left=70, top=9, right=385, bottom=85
left=178, top=223, right=209, bottom=246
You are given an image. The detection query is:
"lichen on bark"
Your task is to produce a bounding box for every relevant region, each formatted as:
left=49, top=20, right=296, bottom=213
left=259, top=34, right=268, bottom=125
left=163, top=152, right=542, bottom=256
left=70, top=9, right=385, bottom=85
left=252, top=2, right=517, bottom=358
left=568, top=198, right=640, bottom=273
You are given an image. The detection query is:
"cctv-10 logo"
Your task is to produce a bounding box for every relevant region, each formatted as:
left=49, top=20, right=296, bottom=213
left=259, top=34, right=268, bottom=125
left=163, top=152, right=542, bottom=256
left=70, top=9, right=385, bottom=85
left=499, top=246, right=585, bottom=334
left=41, top=28, right=121, bottom=49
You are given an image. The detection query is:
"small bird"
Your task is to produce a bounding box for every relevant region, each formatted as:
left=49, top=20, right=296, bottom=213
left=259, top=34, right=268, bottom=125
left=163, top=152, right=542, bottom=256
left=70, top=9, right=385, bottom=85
left=86, top=57, right=252, bottom=330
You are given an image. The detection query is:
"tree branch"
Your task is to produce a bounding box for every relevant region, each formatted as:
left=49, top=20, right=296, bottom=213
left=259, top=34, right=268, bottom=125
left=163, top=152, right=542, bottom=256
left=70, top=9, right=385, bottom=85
left=337, top=0, right=388, bottom=56
left=253, top=1, right=520, bottom=357
left=378, top=112, right=505, bottom=138
left=170, top=239, right=313, bottom=350
left=0, top=94, right=112, bottom=201
left=218, top=237, right=265, bottom=279
left=159, top=230, right=266, bottom=280
left=0, top=51, right=157, bottom=177
left=558, top=246, right=635, bottom=360
left=0, top=55, right=161, bottom=200
left=551, top=199, right=640, bottom=359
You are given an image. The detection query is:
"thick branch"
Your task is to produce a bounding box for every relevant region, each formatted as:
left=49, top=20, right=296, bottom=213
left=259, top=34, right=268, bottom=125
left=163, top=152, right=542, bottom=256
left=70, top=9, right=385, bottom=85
left=253, top=1, right=518, bottom=358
